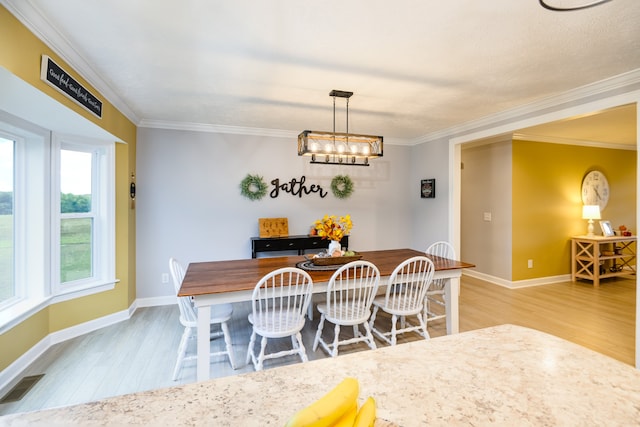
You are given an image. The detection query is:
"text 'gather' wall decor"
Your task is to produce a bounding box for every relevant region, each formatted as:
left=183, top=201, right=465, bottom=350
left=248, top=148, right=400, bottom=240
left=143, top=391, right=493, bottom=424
left=239, top=175, right=354, bottom=201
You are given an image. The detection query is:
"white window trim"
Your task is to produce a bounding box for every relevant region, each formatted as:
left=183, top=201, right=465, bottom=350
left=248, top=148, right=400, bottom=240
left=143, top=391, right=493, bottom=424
left=0, top=111, right=117, bottom=333
left=51, top=133, right=116, bottom=297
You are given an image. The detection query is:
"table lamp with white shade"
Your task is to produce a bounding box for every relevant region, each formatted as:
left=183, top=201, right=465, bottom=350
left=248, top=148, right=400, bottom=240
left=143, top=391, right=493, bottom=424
left=582, top=205, right=601, bottom=236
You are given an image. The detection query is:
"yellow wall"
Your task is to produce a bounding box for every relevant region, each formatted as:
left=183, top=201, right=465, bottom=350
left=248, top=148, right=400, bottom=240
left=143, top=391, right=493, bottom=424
left=512, top=140, right=636, bottom=280
left=0, top=5, right=136, bottom=370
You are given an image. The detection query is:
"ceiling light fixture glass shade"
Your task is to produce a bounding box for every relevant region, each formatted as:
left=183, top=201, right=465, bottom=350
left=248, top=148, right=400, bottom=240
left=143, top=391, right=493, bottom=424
left=298, top=90, right=383, bottom=166
left=539, top=0, right=612, bottom=11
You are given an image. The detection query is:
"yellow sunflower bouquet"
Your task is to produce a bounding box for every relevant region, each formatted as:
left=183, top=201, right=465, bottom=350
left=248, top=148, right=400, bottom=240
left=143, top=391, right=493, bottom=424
left=313, top=214, right=353, bottom=242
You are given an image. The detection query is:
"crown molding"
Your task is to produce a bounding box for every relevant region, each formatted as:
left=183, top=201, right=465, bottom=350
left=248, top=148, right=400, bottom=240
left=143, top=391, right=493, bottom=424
left=411, top=68, right=640, bottom=146
left=513, top=132, right=637, bottom=150
left=138, top=119, right=299, bottom=138
left=1, top=0, right=140, bottom=124
left=137, top=119, right=412, bottom=145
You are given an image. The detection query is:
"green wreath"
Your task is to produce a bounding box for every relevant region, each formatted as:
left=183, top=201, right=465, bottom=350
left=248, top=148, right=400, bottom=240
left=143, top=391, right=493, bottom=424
left=331, top=175, right=354, bottom=199
left=240, top=174, right=268, bottom=201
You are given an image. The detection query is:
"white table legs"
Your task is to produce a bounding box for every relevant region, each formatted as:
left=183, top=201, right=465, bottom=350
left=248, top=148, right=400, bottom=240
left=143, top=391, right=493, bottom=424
left=193, top=289, right=254, bottom=382
left=444, top=276, right=460, bottom=335
left=196, top=304, right=211, bottom=382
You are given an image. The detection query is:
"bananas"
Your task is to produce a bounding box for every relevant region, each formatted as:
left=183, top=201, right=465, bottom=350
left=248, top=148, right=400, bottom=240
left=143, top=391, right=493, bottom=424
left=285, top=378, right=377, bottom=427
left=332, top=402, right=358, bottom=427
left=353, top=397, right=376, bottom=427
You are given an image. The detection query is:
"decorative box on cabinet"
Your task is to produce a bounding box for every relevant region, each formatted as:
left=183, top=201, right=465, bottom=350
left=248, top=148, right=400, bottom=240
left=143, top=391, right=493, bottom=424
left=250, top=235, right=349, bottom=258
left=571, top=235, right=636, bottom=287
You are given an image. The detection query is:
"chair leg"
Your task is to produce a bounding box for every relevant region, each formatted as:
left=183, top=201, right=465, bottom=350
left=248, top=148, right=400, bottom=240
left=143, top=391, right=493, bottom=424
left=391, top=314, right=398, bottom=346
left=295, top=331, right=309, bottom=363
left=369, top=306, right=379, bottom=332
left=362, top=321, right=377, bottom=351
left=220, top=321, right=236, bottom=369
left=331, top=324, right=341, bottom=357
left=172, top=326, right=191, bottom=380
left=313, top=315, right=326, bottom=351
left=417, top=313, right=430, bottom=339
left=246, top=330, right=256, bottom=367
left=256, top=336, right=268, bottom=371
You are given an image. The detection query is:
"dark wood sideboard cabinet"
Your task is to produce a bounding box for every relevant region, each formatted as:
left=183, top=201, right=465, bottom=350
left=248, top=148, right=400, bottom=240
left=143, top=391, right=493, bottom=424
left=251, top=235, right=349, bottom=258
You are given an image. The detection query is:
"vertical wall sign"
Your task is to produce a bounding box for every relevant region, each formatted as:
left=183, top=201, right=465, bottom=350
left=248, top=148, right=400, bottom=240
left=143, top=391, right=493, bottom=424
left=420, top=179, right=436, bottom=198
left=40, top=55, right=103, bottom=118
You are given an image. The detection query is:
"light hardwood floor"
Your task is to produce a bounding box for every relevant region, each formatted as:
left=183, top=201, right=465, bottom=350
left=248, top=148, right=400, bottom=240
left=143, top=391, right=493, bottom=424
left=0, top=276, right=635, bottom=416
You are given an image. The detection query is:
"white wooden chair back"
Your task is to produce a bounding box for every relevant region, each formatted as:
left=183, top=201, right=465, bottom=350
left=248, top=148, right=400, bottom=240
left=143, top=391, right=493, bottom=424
left=250, top=267, right=313, bottom=337
left=324, top=260, right=380, bottom=324
left=169, top=257, right=197, bottom=324
left=383, top=256, right=435, bottom=315
left=425, top=241, right=456, bottom=260
left=425, top=241, right=456, bottom=291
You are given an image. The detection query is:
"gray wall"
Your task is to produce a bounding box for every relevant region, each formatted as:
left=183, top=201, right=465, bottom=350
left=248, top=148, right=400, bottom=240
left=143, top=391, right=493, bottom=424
left=461, top=140, right=513, bottom=281
left=408, top=137, right=452, bottom=251
left=136, top=128, right=425, bottom=299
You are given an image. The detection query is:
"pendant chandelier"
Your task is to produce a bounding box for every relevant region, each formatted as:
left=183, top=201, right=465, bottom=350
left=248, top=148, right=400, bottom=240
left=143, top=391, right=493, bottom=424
left=298, top=90, right=383, bottom=166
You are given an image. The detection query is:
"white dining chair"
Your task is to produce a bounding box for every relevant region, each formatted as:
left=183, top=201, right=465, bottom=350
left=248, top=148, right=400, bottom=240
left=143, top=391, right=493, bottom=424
left=313, top=260, right=380, bottom=357
left=246, top=267, right=314, bottom=371
left=424, top=241, right=456, bottom=325
left=169, top=257, right=236, bottom=380
left=369, top=256, right=435, bottom=345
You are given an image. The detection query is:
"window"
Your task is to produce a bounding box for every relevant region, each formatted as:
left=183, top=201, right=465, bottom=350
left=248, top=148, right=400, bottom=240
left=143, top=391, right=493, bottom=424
left=60, top=149, right=94, bottom=283
left=0, top=136, right=14, bottom=307
left=52, top=135, right=115, bottom=297
left=0, top=111, right=115, bottom=327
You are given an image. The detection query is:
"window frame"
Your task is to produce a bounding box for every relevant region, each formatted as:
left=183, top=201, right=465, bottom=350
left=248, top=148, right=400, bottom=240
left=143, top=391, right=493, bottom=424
left=50, top=133, right=116, bottom=300
left=0, top=132, right=18, bottom=309
left=0, top=111, right=116, bottom=331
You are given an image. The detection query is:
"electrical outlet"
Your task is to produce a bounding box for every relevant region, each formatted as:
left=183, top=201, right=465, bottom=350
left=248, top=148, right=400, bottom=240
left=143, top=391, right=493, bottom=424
left=527, top=259, right=533, bottom=269
left=483, top=212, right=492, bottom=221
left=162, top=273, right=169, bottom=283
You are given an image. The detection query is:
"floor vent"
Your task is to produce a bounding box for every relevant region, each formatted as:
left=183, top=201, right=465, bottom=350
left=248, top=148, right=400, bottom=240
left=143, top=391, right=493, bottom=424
left=0, top=374, right=44, bottom=404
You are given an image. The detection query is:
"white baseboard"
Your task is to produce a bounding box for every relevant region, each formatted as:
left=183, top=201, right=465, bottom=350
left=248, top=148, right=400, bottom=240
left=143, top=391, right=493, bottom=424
left=0, top=336, right=52, bottom=395
left=0, top=302, right=142, bottom=392
left=463, top=270, right=571, bottom=289
left=136, top=295, right=176, bottom=308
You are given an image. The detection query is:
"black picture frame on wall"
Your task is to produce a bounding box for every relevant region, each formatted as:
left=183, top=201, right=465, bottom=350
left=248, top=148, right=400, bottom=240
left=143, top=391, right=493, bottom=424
left=421, top=179, right=436, bottom=198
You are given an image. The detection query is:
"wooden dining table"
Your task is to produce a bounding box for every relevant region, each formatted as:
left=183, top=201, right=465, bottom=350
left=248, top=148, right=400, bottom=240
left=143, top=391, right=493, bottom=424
left=179, top=248, right=474, bottom=381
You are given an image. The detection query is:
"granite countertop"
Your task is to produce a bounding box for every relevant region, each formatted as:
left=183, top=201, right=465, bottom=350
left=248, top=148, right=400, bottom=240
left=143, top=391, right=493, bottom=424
left=2, top=324, right=640, bottom=426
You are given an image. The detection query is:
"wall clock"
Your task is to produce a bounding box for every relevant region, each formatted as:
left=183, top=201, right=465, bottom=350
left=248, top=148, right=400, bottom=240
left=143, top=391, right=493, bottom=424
left=581, top=170, right=609, bottom=211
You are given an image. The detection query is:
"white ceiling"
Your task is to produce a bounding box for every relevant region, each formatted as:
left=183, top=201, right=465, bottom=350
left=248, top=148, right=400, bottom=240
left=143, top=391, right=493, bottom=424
left=3, top=0, right=639, bottom=145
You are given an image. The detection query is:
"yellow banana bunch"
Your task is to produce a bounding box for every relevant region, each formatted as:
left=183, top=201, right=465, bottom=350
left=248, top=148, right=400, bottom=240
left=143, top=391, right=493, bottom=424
left=353, top=397, right=376, bottom=427
left=332, top=402, right=358, bottom=427
left=285, top=377, right=359, bottom=427
left=285, top=378, right=377, bottom=427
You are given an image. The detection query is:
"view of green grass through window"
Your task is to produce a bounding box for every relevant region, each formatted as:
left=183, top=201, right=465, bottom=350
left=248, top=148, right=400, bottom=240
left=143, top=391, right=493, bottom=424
left=0, top=137, right=13, bottom=304
left=60, top=149, right=93, bottom=283
left=60, top=217, right=93, bottom=282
